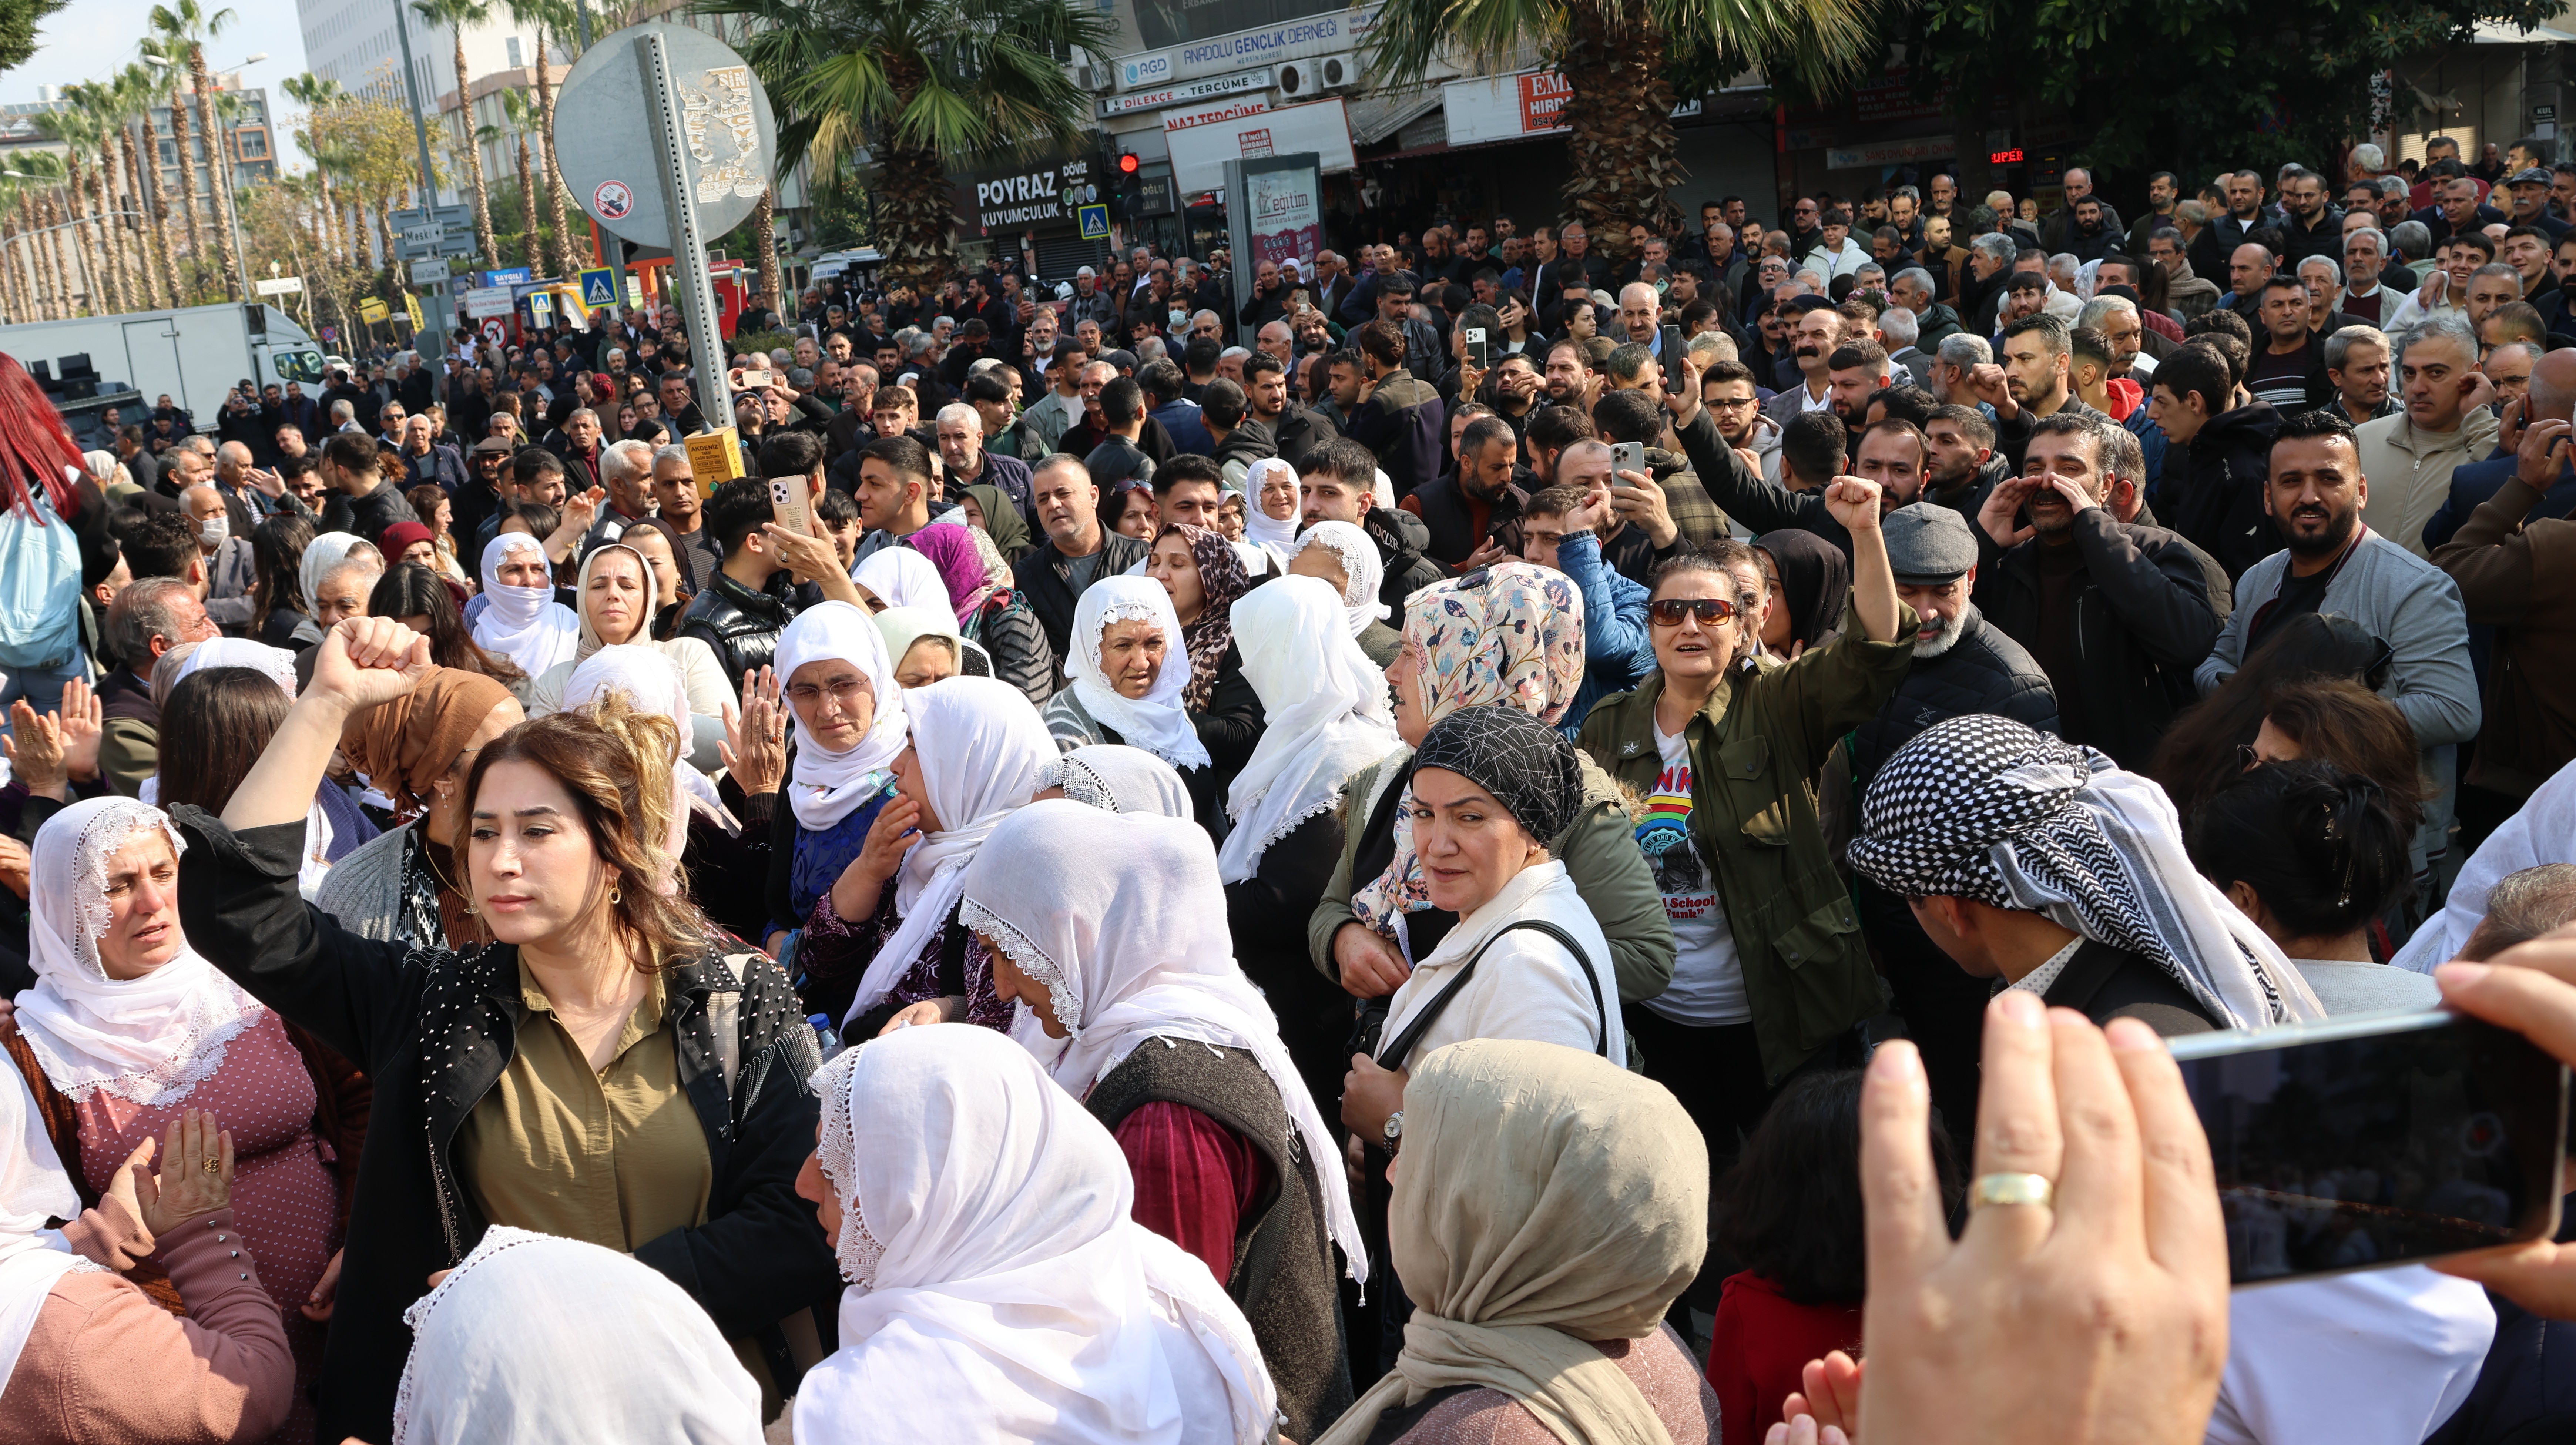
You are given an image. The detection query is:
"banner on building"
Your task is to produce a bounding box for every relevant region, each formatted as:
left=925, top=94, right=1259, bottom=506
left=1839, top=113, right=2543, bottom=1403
left=1443, top=68, right=1699, bottom=147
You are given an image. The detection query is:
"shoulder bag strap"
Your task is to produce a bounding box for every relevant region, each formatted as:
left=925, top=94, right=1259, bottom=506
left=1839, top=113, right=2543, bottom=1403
left=1373, top=919, right=1612, bottom=1068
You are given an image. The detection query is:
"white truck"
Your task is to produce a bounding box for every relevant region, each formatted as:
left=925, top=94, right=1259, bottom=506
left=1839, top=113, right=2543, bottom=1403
left=0, top=302, right=329, bottom=425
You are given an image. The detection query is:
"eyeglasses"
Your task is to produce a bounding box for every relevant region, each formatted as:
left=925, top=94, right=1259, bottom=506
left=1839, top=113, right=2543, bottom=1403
left=1649, top=596, right=1739, bottom=627
left=2236, top=743, right=2264, bottom=771
left=785, top=676, right=872, bottom=707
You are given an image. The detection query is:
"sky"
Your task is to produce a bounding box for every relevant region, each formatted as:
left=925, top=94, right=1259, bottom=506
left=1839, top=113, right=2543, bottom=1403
left=0, top=0, right=315, bottom=171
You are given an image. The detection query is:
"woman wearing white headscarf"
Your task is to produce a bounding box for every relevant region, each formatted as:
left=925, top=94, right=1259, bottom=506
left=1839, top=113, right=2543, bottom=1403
left=388, top=1227, right=762, bottom=1445
left=1217, top=577, right=1402, bottom=1106
left=852, top=546, right=950, bottom=616
left=3, top=797, right=366, bottom=1445
left=1037, top=745, right=1194, bottom=820
left=468, top=534, right=578, bottom=677
left=798, top=677, right=1054, bottom=1035
left=524, top=544, right=731, bottom=769
left=762, top=601, right=907, bottom=963
left=872, top=606, right=993, bottom=690
left=1289, top=521, right=1400, bottom=667
left=1241, top=457, right=1303, bottom=559
left=792, top=1023, right=1278, bottom=1445
left=297, top=533, right=370, bottom=623
left=0, top=1076, right=296, bottom=1445
left=1041, top=577, right=1224, bottom=826
left=961, top=799, right=1362, bottom=1441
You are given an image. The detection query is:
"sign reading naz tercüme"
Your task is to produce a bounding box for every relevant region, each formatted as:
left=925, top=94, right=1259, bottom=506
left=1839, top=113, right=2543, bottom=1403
left=974, top=157, right=1096, bottom=230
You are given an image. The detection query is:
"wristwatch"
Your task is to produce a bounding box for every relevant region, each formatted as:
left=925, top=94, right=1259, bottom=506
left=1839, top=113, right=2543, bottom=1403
left=1381, top=1110, right=1403, bottom=1154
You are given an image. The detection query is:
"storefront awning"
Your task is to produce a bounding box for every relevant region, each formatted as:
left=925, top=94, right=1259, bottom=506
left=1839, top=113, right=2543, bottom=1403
left=1348, top=88, right=1443, bottom=145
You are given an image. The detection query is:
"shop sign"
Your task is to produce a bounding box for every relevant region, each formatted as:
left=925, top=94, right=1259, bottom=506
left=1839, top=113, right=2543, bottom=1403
left=1138, top=5, right=1376, bottom=82
left=1823, top=135, right=1956, bottom=169
left=1100, top=66, right=1274, bottom=116
left=951, top=147, right=1101, bottom=235
left=1165, top=97, right=1352, bottom=190
left=1443, top=68, right=1699, bottom=147
left=1166, top=95, right=1269, bottom=131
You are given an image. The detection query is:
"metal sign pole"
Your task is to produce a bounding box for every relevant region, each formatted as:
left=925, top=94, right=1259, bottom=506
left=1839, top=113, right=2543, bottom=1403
left=640, top=29, right=731, bottom=429
left=388, top=0, right=447, bottom=359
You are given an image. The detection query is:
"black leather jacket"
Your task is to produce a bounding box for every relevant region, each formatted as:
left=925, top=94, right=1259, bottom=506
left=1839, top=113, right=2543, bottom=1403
left=674, top=569, right=798, bottom=686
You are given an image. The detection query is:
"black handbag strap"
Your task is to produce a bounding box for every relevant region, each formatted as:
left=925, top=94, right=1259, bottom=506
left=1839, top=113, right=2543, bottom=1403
left=1373, top=918, right=1611, bottom=1070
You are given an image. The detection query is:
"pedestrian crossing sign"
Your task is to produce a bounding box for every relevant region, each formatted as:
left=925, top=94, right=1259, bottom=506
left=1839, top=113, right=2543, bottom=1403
left=580, top=268, right=617, bottom=307
left=1079, top=204, right=1110, bottom=240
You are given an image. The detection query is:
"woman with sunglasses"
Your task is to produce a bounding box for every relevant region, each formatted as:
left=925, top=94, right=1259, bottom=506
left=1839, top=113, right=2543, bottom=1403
left=1574, top=479, right=1915, bottom=1210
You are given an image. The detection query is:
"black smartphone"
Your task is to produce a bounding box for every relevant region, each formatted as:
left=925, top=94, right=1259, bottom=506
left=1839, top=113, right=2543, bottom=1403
left=2168, top=1011, right=2568, bottom=1287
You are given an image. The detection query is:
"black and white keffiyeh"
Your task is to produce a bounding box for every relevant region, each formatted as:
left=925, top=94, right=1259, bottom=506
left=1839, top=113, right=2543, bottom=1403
left=1848, top=715, right=2325, bottom=1030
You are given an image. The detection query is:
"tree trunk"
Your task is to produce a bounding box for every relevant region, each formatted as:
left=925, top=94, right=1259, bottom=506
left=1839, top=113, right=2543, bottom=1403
left=752, top=184, right=781, bottom=312
left=44, top=197, right=74, bottom=316
left=1554, top=1, right=1685, bottom=242
left=127, top=115, right=177, bottom=307
left=456, top=34, right=498, bottom=268
left=60, top=156, right=97, bottom=314
left=95, top=142, right=132, bottom=313
left=516, top=131, right=539, bottom=268
left=165, top=88, right=203, bottom=291
left=874, top=139, right=955, bottom=293
left=376, top=197, right=395, bottom=275
left=4, top=217, right=31, bottom=321
left=531, top=23, right=578, bottom=275
left=190, top=55, right=242, bottom=300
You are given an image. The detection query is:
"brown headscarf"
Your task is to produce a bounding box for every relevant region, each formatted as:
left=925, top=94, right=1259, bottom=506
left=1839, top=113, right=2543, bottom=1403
left=339, top=665, right=516, bottom=818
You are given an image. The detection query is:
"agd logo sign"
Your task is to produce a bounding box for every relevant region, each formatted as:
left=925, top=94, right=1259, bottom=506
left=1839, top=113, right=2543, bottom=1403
left=1121, top=53, right=1172, bottom=88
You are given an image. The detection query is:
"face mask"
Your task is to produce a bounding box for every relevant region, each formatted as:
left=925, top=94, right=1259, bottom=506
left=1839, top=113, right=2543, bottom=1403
left=1169, top=309, right=1190, bottom=332
left=197, top=514, right=228, bottom=549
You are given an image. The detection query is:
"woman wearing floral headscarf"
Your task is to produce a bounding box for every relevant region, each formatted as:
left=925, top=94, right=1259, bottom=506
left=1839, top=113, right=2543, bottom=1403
left=1306, top=560, right=1673, bottom=1013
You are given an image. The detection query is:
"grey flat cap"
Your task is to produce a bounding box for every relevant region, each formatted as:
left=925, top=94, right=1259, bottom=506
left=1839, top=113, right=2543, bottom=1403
left=1882, top=502, right=1978, bottom=583
left=2509, top=167, right=2555, bottom=188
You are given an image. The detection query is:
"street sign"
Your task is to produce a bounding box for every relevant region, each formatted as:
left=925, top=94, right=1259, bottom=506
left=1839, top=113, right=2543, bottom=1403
left=404, top=293, right=426, bottom=330
left=553, top=21, right=779, bottom=247
left=462, top=285, right=517, bottom=319
left=357, top=298, right=390, bottom=323
left=388, top=205, right=475, bottom=231
left=579, top=267, right=617, bottom=306
left=254, top=275, right=303, bottom=297
left=1078, top=203, right=1110, bottom=240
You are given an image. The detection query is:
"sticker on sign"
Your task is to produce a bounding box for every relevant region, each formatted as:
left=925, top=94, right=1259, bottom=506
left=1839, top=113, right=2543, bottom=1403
left=1238, top=127, right=1275, bottom=158
left=593, top=179, right=635, bottom=221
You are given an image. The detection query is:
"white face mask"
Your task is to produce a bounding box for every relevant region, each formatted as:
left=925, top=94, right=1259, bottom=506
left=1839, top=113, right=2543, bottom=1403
left=196, top=514, right=228, bottom=549
left=1168, top=309, right=1190, bottom=332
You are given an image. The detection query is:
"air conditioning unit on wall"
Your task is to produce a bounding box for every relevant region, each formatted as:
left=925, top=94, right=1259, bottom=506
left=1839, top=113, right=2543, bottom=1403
left=1276, top=53, right=1355, bottom=99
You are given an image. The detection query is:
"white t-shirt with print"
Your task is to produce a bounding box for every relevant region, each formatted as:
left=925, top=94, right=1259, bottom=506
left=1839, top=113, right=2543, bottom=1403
left=1638, top=722, right=1750, bottom=1026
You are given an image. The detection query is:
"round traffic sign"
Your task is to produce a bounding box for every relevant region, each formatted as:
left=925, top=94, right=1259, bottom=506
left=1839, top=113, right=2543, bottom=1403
left=480, top=318, right=507, bottom=349
left=552, top=21, right=779, bottom=247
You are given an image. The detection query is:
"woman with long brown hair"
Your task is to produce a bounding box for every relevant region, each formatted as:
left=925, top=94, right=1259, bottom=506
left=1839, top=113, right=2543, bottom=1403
left=171, top=618, right=838, bottom=1443
left=251, top=513, right=323, bottom=650
left=367, top=563, right=527, bottom=704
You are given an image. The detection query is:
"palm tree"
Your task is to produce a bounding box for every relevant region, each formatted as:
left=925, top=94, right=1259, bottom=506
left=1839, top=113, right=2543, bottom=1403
left=114, top=62, right=181, bottom=307
left=13, top=153, right=77, bottom=316
left=709, top=0, right=1115, bottom=290
left=32, top=108, right=107, bottom=314
left=501, top=0, right=577, bottom=274
left=486, top=88, right=544, bottom=266
left=65, top=81, right=141, bottom=313
left=149, top=0, right=245, bottom=300
left=137, top=36, right=205, bottom=298
left=281, top=72, right=349, bottom=271
left=1364, top=0, right=1881, bottom=240
left=413, top=0, right=500, bottom=268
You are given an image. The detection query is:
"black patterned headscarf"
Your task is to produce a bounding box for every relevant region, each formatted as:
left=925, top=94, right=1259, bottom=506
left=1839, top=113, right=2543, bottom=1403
left=1411, top=705, right=1586, bottom=846
left=1160, top=523, right=1248, bottom=713
left=1847, top=714, right=2324, bottom=1030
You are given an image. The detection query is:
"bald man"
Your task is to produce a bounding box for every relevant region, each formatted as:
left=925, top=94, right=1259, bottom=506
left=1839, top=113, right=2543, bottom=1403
left=180, top=482, right=259, bottom=634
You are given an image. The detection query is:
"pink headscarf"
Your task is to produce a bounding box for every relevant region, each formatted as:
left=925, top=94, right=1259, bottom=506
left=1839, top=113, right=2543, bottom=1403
left=904, top=523, right=991, bottom=626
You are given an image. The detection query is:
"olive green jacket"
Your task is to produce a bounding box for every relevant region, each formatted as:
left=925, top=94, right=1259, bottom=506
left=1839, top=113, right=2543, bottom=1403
left=101, top=717, right=157, bottom=798
left=1305, top=748, right=1676, bottom=1005
left=1577, top=619, right=1916, bottom=1085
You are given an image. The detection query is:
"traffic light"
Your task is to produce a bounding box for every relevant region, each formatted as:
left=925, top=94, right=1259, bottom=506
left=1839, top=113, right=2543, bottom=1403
left=1113, top=150, right=1143, bottom=222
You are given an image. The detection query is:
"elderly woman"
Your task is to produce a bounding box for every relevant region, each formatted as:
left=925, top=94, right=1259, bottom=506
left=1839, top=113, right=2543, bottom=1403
left=798, top=677, right=1054, bottom=1033
left=468, top=533, right=578, bottom=678
left=0, top=1091, right=297, bottom=1445
left=962, top=799, right=1363, bottom=1440
left=523, top=542, right=731, bottom=772
left=1218, top=577, right=1403, bottom=1107
left=1043, top=579, right=1233, bottom=829
left=1287, top=520, right=1400, bottom=668
left=1317, top=1040, right=1716, bottom=1444
left=1144, top=523, right=1264, bottom=776
left=1036, top=745, right=1194, bottom=819
left=2, top=796, right=368, bottom=1445
left=1242, top=457, right=1304, bottom=560
left=791, top=1024, right=1280, bottom=1445
left=1309, top=561, right=1672, bottom=1014
left=874, top=606, right=993, bottom=690
left=171, top=618, right=838, bottom=1443
left=762, top=601, right=907, bottom=960
left=296, top=534, right=380, bottom=641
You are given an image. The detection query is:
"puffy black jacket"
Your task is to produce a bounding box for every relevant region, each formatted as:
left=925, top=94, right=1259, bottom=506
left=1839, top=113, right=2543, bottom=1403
left=1853, top=610, right=2062, bottom=782
left=1268, top=401, right=1340, bottom=470
left=1972, top=510, right=2231, bottom=771
left=1362, top=505, right=1446, bottom=616
left=674, top=569, right=798, bottom=690
left=2165, top=401, right=2284, bottom=584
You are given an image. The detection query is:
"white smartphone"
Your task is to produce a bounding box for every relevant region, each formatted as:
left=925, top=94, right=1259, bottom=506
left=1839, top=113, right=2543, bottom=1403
left=767, top=474, right=811, bottom=540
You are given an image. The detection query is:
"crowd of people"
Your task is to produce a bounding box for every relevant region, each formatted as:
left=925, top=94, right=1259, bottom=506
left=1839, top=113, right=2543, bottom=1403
left=14, top=134, right=2576, bottom=1444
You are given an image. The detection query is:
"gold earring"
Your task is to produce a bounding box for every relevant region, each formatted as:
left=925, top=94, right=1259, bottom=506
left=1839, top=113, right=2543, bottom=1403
left=609, top=886, right=622, bottom=905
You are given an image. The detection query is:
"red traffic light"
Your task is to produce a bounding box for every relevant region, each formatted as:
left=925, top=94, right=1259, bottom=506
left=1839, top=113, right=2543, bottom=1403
left=1119, top=153, right=1141, bottom=174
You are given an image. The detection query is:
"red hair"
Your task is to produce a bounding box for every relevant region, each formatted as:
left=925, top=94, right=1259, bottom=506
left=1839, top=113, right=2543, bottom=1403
left=0, top=352, right=82, bottom=524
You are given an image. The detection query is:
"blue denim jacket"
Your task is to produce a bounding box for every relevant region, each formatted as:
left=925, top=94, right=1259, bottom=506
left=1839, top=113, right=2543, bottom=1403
left=1553, top=530, right=1657, bottom=737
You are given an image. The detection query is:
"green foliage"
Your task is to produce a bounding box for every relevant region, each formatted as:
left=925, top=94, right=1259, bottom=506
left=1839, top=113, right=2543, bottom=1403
left=1904, top=0, right=2565, bottom=181
left=732, top=328, right=796, bottom=356
left=1364, top=0, right=1882, bottom=110
left=0, top=0, right=68, bottom=76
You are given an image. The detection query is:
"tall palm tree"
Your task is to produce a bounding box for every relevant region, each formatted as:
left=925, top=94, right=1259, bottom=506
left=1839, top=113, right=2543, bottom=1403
left=14, top=153, right=76, bottom=316
left=32, top=108, right=107, bottom=314
left=114, top=62, right=181, bottom=307
left=488, top=88, right=544, bottom=266
left=709, top=0, right=1116, bottom=290
left=137, top=36, right=205, bottom=298
left=66, top=81, right=140, bottom=313
left=149, top=0, right=245, bottom=300
left=413, top=0, right=500, bottom=268
left=281, top=72, right=348, bottom=271
left=502, top=0, right=577, bottom=274
left=1364, top=0, right=1882, bottom=240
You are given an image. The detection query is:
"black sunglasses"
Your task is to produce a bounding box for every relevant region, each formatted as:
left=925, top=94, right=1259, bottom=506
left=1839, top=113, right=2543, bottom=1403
left=1650, top=597, right=1739, bottom=627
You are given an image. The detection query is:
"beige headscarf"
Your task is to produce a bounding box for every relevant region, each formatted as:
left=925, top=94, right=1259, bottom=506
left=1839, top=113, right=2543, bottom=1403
left=1316, top=1038, right=1708, bottom=1445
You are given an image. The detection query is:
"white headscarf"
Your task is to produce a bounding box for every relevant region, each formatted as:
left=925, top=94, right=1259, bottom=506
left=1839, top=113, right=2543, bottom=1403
left=11, top=797, right=265, bottom=1106
left=843, top=677, right=1057, bottom=1025
left=471, top=534, right=579, bottom=677
left=1065, top=577, right=1208, bottom=771
left=773, top=600, right=909, bottom=831
left=1241, top=458, right=1302, bottom=554
left=570, top=542, right=656, bottom=658
left=0, top=1063, right=104, bottom=1402
left=299, top=531, right=366, bottom=617
left=797, top=1024, right=1279, bottom=1445
left=960, top=800, right=1365, bottom=1281
left=1218, top=577, right=1398, bottom=884
left=1293, top=521, right=1392, bottom=636
left=160, top=637, right=298, bottom=702
left=563, top=645, right=736, bottom=839
left=390, top=1226, right=762, bottom=1445
left=854, top=546, right=950, bottom=614
left=1041, top=746, right=1194, bottom=819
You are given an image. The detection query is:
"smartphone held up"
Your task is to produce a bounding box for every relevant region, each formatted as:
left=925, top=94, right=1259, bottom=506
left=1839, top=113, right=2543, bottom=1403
left=2166, top=1010, right=2568, bottom=1288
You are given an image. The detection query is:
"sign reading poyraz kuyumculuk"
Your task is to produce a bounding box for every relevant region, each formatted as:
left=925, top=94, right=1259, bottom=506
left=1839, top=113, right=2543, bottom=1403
left=553, top=21, right=779, bottom=247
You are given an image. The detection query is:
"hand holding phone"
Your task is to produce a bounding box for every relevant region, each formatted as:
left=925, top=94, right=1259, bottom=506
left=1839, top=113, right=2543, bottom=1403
left=768, top=474, right=812, bottom=542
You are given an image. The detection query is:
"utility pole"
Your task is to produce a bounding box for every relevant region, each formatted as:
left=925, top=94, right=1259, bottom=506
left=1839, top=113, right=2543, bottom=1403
left=388, top=0, right=447, bottom=356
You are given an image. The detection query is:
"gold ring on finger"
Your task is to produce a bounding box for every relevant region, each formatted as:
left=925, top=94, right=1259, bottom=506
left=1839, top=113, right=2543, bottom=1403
left=1966, top=1171, right=2053, bottom=1211
left=202, top=1158, right=221, bottom=1175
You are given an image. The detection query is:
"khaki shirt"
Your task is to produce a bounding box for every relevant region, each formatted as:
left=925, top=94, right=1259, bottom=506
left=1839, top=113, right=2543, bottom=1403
left=457, top=961, right=713, bottom=1251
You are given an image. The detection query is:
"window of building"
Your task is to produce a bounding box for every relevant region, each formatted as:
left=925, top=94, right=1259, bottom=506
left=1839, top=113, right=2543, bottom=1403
left=235, top=129, right=268, bottom=160
left=507, top=35, right=522, bottom=68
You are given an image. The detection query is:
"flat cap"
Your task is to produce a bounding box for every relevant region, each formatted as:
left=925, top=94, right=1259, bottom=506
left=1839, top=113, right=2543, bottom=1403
left=2510, top=167, right=2555, bottom=187
left=1881, top=502, right=1978, bottom=584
